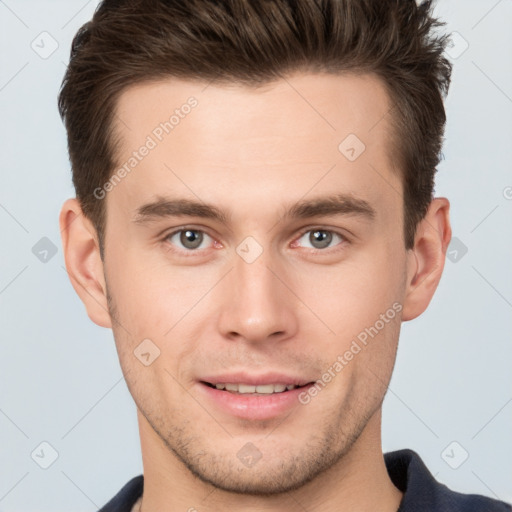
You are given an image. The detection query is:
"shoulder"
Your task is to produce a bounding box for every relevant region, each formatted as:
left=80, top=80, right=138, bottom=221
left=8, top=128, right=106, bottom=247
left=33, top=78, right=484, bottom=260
left=98, top=475, right=144, bottom=512
left=384, top=449, right=511, bottom=512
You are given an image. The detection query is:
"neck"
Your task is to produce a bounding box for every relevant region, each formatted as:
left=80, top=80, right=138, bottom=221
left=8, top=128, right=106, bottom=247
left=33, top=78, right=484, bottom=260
left=136, top=408, right=403, bottom=512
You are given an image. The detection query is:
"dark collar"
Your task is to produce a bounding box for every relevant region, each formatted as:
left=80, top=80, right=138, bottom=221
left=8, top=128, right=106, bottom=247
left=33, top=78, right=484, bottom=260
left=99, top=449, right=511, bottom=511
left=384, top=448, right=510, bottom=511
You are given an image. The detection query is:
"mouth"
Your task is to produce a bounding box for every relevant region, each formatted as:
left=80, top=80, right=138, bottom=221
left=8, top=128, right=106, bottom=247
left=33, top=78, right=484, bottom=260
left=200, top=381, right=315, bottom=395
left=196, top=373, right=318, bottom=420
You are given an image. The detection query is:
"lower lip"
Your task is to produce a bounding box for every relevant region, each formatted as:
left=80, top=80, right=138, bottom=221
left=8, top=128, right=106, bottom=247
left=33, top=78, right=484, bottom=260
left=197, top=382, right=314, bottom=421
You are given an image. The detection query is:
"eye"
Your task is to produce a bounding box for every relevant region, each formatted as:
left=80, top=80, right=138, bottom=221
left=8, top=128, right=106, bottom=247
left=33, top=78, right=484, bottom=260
left=165, top=229, right=214, bottom=251
left=293, top=229, right=346, bottom=250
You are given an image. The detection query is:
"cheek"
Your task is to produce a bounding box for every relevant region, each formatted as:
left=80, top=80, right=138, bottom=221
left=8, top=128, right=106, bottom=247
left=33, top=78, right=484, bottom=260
left=291, top=249, right=404, bottom=390
left=107, top=247, right=212, bottom=334
left=294, top=249, right=404, bottom=329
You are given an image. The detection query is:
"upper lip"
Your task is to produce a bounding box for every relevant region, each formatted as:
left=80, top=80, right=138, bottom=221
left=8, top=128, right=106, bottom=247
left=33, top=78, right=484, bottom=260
left=199, top=372, right=315, bottom=387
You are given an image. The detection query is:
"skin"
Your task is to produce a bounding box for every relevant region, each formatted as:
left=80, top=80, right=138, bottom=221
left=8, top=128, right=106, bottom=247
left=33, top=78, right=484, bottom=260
left=60, top=72, right=451, bottom=511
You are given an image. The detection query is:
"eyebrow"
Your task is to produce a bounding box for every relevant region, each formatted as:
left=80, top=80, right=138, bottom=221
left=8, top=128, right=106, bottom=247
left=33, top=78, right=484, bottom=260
left=132, top=193, right=376, bottom=225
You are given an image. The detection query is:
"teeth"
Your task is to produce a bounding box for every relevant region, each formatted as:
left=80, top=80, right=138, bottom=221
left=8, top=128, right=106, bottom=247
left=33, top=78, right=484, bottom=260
left=212, top=383, right=298, bottom=394
left=239, top=384, right=257, bottom=393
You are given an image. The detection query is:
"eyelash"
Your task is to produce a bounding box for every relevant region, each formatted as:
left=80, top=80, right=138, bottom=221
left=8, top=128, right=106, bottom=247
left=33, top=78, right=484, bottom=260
left=162, top=226, right=349, bottom=256
left=294, top=227, right=348, bottom=253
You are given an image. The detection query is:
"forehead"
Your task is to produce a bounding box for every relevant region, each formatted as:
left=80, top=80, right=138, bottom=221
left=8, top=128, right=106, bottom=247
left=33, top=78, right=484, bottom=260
left=109, top=72, right=401, bottom=224
left=114, top=71, right=394, bottom=150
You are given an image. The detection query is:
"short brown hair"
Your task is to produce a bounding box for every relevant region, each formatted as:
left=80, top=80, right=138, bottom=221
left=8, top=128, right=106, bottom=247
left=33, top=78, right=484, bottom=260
left=58, top=0, right=452, bottom=257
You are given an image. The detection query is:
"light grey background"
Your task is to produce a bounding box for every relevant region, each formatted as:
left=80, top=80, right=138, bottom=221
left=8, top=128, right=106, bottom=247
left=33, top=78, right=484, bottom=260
left=1, top=0, right=511, bottom=510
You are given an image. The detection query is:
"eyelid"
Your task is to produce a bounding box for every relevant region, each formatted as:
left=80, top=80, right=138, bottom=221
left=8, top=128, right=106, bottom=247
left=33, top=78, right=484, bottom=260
left=162, top=226, right=217, bottom=254
left=160, top=225, right=350, bottom=255
left=292, top=226, right=350, bottom=254
left=297, top=225, right=349, bottom=237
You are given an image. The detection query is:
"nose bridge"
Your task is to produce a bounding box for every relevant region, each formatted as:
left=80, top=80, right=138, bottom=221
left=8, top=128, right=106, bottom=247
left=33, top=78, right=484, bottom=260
left=216, top=240, right=297, bottom=342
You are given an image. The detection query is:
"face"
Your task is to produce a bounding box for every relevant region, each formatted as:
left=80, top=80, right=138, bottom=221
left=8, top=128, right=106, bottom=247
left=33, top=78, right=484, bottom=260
left=102, top=72, right=411, bottom=494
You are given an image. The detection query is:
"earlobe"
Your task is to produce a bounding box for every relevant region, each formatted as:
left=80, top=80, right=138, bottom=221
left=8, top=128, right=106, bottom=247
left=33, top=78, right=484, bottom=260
left=401, top=197, right=452, bottom=322
left=59, top=198, right=112, bottom=328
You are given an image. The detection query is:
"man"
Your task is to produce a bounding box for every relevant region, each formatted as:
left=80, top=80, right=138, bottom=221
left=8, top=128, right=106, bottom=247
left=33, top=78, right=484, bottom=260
left=57, top=0, right=511, bottom=510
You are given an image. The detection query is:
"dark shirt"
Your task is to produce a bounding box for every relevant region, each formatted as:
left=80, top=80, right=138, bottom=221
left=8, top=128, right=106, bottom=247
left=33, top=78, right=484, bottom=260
left=98, top=448, right=511, bottom=511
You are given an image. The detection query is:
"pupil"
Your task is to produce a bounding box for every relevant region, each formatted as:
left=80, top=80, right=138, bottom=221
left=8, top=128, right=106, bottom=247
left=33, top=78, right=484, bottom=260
left=310, top=230, right=331, bottom=249
left=181, top=230, right=202, bottom=249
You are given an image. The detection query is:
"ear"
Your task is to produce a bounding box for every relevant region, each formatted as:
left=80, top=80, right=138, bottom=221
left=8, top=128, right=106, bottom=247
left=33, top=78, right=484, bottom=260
left=59, top=198, right=112, bottom=328
left=401, top=197, right=452, bottom=322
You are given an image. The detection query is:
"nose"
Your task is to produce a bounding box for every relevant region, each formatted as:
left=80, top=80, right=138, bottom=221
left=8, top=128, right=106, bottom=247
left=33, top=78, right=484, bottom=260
left=216, top=245, right=299, bottom=344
